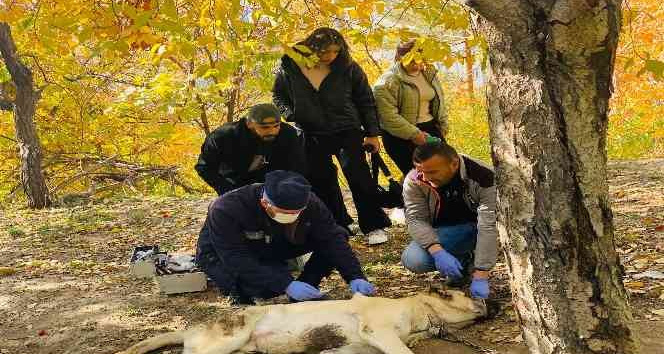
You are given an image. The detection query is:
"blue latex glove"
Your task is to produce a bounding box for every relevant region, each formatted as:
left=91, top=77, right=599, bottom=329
left=470, top=278, right=490, bottom=299
left=285, top=281, right=324, bottom=301
left=350, top=279, right=375, bottom=296
left=431, top=249, right=463, bottom=279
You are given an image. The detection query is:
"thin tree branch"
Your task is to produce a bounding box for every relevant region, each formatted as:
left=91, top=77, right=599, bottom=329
left=167, top=55, right=188, bottom=71
left=22, top=53, right=51, bottom=85
left=363, top=41, right=382, bottom=71
left=428, top=0, right=452, bottom=31
left=50, top=153, right=121, bottom=193
left=64, top=72, right=146, bottom=87
left=0, top=134, right=17, bottom=142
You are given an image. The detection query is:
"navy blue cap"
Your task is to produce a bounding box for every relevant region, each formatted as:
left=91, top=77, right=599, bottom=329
left=263, top=170, right=311, bottom=210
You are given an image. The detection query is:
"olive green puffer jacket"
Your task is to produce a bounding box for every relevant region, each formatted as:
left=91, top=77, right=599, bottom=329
left=373, top=64, right=448, bottom=140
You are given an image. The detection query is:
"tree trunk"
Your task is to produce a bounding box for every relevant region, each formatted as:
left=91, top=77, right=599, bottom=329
left=225, top=66, right=244, bottom=124
left=464, top=37, right=475, bottom=98
left=0, top=22, right=51, bottom=208
left=226, top=85, right=238, bottom=124
left=466, top=0, right=638, bottom=353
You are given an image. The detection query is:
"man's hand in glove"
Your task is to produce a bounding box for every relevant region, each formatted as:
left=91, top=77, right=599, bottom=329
left=350, top=279, right=375, bottom=296
left=285, top=281, right=324, bottom=301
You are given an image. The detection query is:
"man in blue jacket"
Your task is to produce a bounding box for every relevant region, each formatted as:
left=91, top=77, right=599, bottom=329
left=196, top=170, right=375, bottom=304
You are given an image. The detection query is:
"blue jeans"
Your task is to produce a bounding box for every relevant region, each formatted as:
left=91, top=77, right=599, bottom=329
left=401, top=223, right=477, bottom=274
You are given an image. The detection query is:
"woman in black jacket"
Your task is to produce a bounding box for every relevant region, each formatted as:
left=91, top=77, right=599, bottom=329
left=272, top=27, right=391, bottom=245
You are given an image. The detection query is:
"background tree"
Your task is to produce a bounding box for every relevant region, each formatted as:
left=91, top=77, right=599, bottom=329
left=0, top=0, right=470, bottom=200
left=468, top=0, right=638, bottom=352
left=0, top=22, right=50, bottom=208
left=610, top=0, right=664, bottom=158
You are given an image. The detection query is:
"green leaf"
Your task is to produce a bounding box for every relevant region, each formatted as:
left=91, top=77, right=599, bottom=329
left=177, top=41, right=196, bottom=57
left=0, top=64, right=10, bottom=83
left=201, top=68, right=220, bottom=79
left=644, top=59, right=664, bottom=80
left=285, top=45, right=318, bottom=68
left=153, top=19, right=185, bottom=34
left=131, top=10, right=155, bottom=29
left=293, top=44, right=313, bottom=54
left=17, top=16, right=35, bottom=31
left=50, top=15, right=78, bottom=28
left=162, top=0, right=178, bottom=19
left=623, top=57, right=635, bottom=71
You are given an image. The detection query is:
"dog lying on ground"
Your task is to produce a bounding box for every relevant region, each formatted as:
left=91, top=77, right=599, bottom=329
left=117, top=287, right=487, bottom=354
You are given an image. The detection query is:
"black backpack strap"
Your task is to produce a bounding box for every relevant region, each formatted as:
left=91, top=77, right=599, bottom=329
left=371, top=153, right=393, bottom=181
left=371, top=152, right=380, bottom=185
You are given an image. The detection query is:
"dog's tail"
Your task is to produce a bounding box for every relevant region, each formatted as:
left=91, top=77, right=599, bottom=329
left=116, top=331, right=184, bottom=354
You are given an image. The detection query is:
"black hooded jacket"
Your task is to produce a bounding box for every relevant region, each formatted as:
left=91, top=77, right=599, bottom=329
left=272, top=54, right=380, bottom=137
left=194, top=118, right=306, bottom=195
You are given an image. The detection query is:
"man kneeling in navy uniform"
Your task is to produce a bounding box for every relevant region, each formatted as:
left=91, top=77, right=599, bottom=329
left=196, top=170, right=375, bottom=304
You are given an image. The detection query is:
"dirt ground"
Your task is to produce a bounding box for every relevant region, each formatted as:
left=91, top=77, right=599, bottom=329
left=1, top=159, right=663, bottom=354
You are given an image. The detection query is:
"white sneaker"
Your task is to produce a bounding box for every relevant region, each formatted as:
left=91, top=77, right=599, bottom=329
left=389, top=208, right=406, bottom=225
left=366, top=228, right=389, bottom=245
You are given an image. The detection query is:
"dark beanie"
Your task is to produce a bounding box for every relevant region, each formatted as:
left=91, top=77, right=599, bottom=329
left=263, top=170, right=311, bottom=210
left=248, top=103, right=281, bottom=124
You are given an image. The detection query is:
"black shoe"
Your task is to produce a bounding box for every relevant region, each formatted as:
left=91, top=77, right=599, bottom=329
left=230, top=295, right=255, bottom=305
left=228, top=292, right=256, bottom=305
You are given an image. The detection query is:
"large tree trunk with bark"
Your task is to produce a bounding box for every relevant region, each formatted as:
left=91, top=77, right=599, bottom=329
left=466, top=0, right=638, bottom=353
left=0, top=22, right=51, bottom=208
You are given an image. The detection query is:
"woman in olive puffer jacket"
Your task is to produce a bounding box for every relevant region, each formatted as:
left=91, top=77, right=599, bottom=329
left=373, top=40, right=449, bottom=175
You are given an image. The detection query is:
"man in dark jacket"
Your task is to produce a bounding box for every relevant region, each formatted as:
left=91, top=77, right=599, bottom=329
left=196, top=170, right=375, bottom=304
left=194, top=103, right=305, bottom=195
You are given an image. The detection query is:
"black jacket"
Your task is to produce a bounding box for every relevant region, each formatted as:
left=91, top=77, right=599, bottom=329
left=197, top=184, right=366, bottom=295
left=194, top=118, right=306, bottom=195
left=272, top=54, right=381, bottom=137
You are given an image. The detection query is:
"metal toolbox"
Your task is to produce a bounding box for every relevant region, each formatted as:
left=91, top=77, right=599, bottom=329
left=153, top=253, right=207, bottom=294
left=155, top=271, right=207, bottom=294
left=129, top=245, right=159, bottom=278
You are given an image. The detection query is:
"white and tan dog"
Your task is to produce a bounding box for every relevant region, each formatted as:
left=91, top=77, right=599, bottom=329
left=117, top=288, right=486, bottom=354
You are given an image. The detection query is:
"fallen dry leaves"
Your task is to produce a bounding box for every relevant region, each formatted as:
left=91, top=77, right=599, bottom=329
left=0, top=160, right=662, bottom=353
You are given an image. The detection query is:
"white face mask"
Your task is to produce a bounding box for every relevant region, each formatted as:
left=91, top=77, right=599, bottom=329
left=270, top=211, right=300, bottom=224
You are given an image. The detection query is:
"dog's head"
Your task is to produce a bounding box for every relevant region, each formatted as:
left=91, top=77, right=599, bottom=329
left=419, top=284, right=487, bottom=326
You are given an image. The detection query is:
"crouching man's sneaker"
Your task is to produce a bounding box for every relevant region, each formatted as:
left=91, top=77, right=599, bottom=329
left=366, top=228, right=389, bottom=245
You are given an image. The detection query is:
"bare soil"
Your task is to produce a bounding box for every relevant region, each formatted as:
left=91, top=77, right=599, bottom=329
left=1, top=159, right=663, bottom=354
